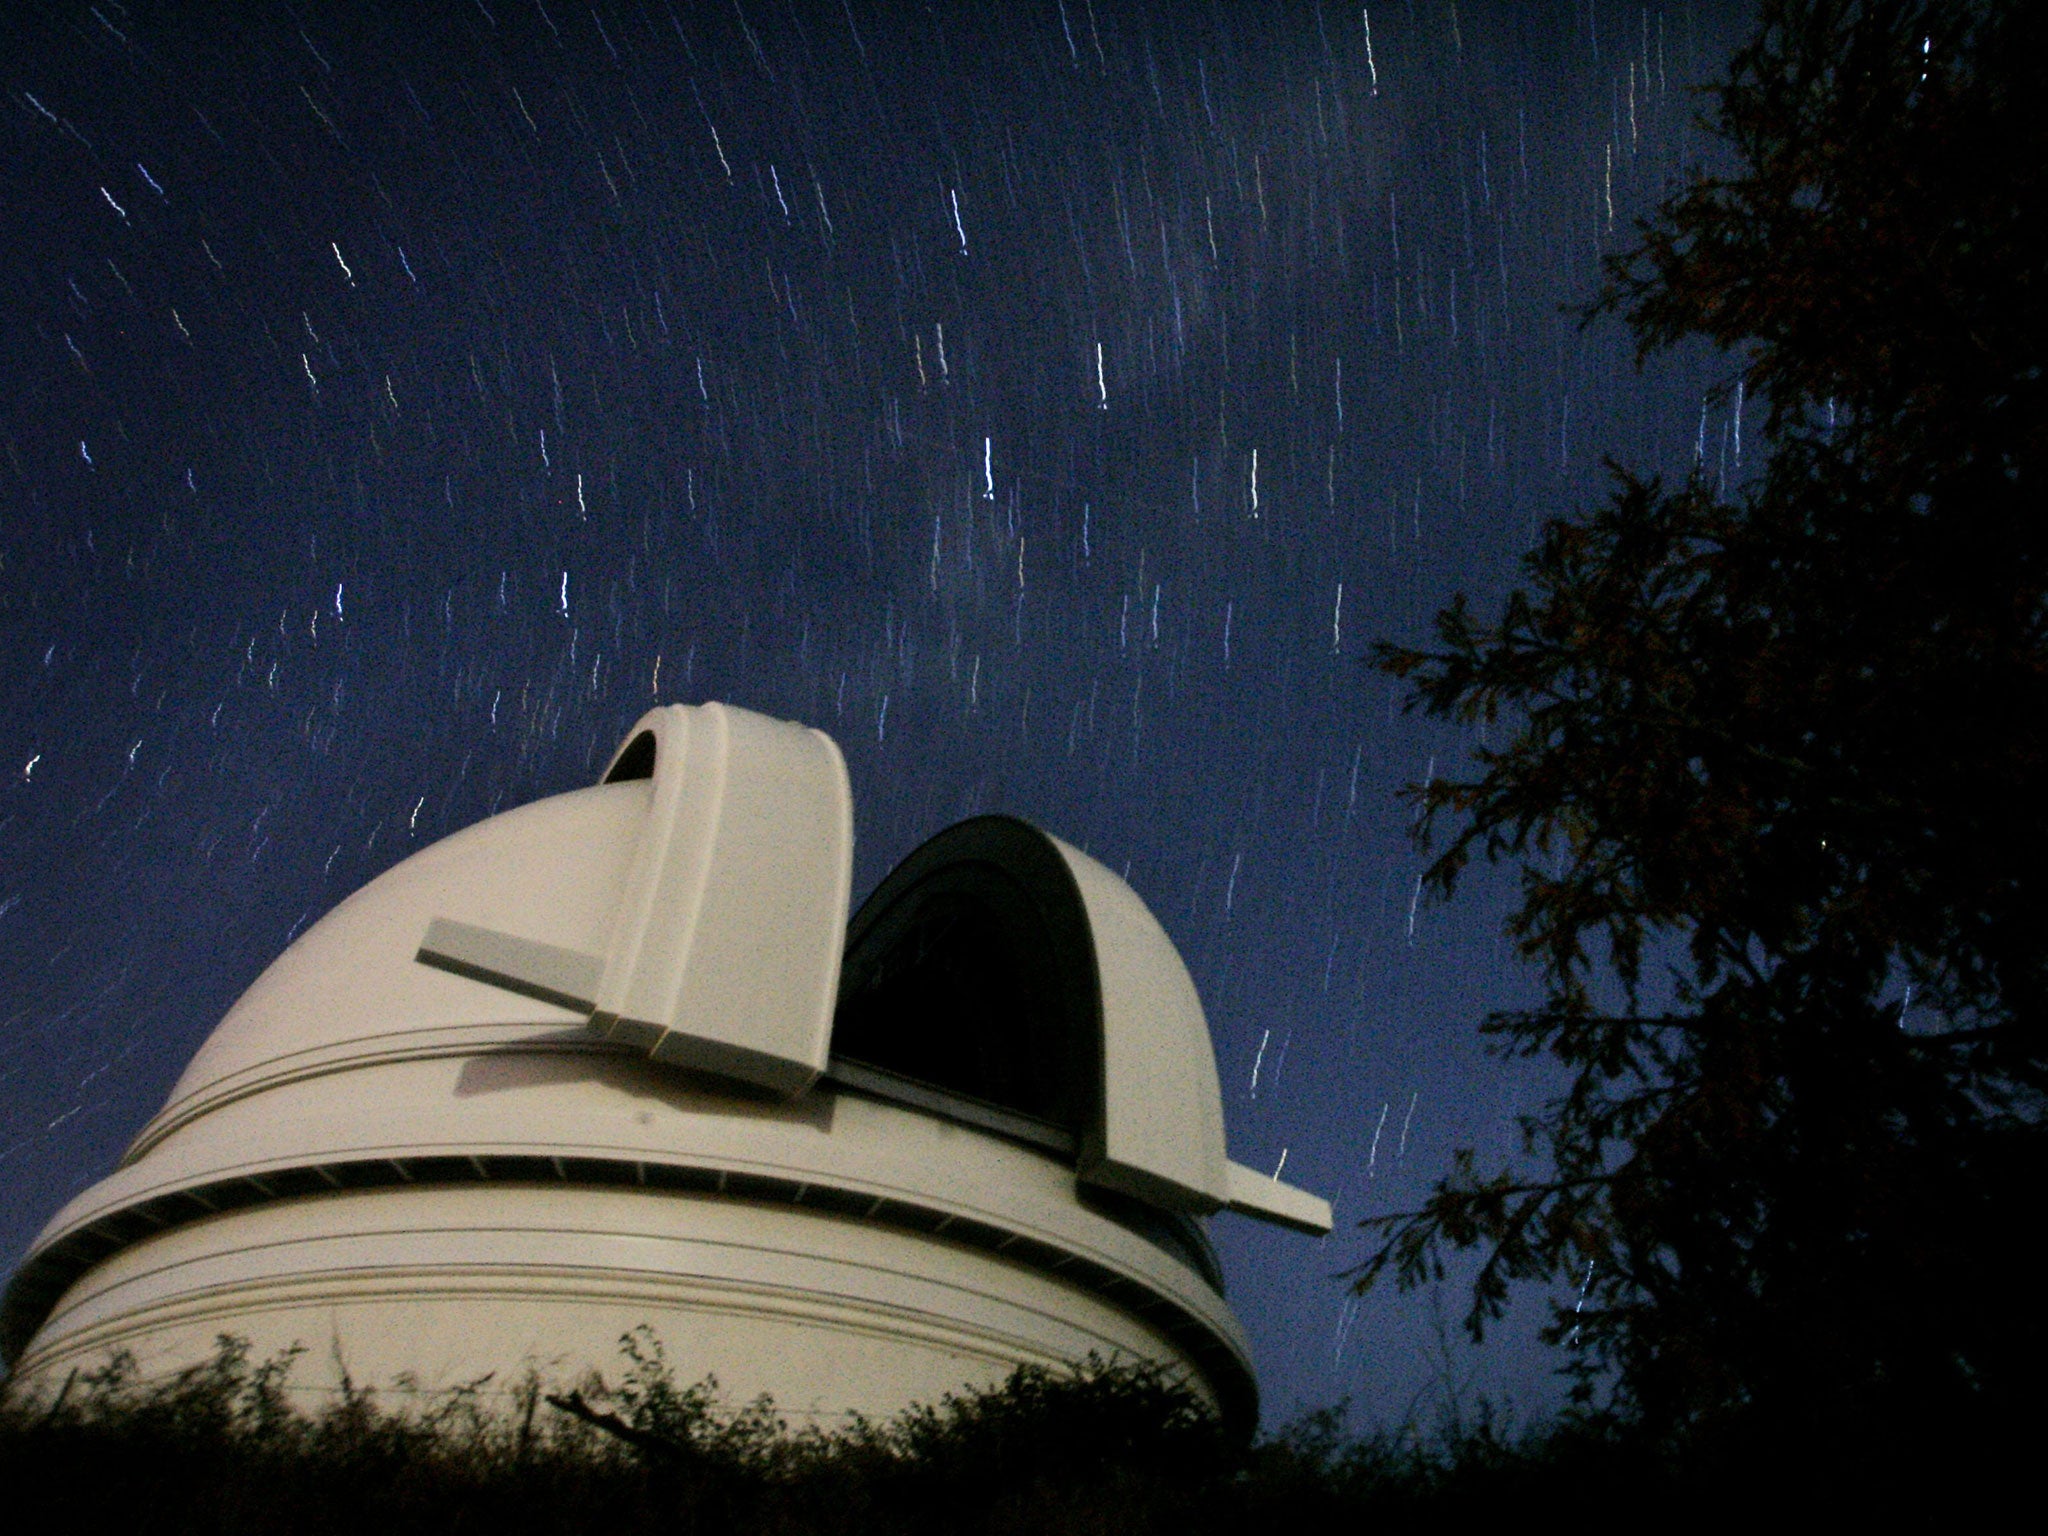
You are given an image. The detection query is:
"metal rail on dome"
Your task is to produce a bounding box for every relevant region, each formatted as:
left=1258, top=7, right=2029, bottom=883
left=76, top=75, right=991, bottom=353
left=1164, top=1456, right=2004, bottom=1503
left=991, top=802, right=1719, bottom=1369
left=823, top=1057, right=1078, bottom=1158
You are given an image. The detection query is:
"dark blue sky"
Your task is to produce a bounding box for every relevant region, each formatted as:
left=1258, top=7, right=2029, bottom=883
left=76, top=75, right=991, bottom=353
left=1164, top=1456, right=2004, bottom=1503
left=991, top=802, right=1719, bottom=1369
left=0, top=0, right=1753, bottom=1431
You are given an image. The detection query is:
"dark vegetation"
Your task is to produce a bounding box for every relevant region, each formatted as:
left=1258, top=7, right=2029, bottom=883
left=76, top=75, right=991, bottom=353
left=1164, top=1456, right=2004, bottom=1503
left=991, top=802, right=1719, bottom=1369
left=1357, top=0, right=2046, bottom=1502
left=0, top=1332, right=1883, bottom=1533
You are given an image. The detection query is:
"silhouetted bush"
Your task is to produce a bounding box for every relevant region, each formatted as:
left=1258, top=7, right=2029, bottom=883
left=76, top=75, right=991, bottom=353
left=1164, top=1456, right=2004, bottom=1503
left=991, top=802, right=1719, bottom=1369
left=11, top=1328, right=1970, bottom=1531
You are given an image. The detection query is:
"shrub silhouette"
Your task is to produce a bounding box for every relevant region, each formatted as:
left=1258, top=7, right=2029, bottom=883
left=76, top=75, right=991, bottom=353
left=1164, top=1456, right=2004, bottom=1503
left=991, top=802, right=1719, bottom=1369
left=0, top=1329, right=1833, bottom=1531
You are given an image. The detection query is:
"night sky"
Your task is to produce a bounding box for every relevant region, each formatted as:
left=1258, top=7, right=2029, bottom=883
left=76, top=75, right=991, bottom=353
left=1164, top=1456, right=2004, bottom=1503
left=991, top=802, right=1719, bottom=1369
left=1, top=1, right=1753, bottom=1431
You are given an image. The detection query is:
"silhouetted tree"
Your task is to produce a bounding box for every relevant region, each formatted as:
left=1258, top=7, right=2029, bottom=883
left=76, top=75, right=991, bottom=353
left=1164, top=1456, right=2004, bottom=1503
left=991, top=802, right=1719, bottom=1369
left=1357, top=0, right=2046, bottom=1493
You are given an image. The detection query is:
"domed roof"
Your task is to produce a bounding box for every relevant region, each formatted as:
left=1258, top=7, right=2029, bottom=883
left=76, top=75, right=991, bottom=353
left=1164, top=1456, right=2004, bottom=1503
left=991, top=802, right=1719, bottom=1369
left=3, top=702, right=1324, bottom=1424
left=130, top=701, right=1324, bottom=1229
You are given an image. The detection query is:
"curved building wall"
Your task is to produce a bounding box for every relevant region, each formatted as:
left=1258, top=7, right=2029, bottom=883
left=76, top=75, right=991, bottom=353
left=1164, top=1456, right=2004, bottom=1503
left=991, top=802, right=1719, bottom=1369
left=11, top=1183, right=1222, bottom=1427
left=4, top=1048, right=1253, bottom=1428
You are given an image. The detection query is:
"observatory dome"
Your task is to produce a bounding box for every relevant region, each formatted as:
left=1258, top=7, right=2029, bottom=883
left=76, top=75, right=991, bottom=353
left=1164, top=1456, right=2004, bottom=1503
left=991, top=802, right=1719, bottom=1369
left=1, top=704, right=1327, bottom=1432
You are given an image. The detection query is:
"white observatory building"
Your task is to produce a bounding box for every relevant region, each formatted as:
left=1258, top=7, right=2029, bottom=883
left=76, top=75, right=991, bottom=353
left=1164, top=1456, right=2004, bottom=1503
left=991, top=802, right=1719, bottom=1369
left=1, top=704, right=1327, bottom=1431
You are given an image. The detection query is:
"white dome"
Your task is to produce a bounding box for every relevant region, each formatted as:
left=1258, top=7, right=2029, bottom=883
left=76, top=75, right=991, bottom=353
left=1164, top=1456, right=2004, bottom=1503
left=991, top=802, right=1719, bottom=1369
left=1, top=704, right=1326, bottom=1431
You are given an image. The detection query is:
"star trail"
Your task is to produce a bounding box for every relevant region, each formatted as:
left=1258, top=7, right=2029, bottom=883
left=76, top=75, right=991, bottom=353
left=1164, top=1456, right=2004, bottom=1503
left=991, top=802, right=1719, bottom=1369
left=0, top=1, right=1752, bottom=1430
